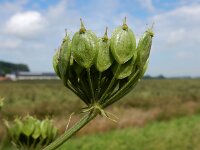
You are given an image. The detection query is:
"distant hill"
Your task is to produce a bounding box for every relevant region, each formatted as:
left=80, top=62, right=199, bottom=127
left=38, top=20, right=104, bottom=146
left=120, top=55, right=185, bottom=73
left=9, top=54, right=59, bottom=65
left=0, top=61, right=29, bottom=74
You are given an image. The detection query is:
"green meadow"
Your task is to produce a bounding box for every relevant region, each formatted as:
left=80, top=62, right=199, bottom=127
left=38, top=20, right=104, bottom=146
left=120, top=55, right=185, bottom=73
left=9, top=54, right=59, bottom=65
left=60, top=114, right=200, bottom=150
left=1, top=79, right=200, bottom=149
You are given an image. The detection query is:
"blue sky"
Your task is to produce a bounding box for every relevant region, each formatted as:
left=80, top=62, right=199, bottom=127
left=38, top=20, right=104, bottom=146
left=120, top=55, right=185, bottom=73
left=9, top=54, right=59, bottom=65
left=0, top=0, right=200, bottom=77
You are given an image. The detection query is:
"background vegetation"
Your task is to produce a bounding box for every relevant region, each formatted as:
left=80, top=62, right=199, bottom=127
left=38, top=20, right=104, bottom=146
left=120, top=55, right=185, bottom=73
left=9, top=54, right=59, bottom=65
left=0, top=79, right=200, bottom=149
left=0, top=61, right=29, bottom=74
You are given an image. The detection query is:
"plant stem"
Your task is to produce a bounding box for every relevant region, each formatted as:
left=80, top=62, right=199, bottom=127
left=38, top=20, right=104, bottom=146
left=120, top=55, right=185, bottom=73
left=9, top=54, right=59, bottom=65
left=87, top=69, right=95, bottom=103
left=42, top=112, right=97, bottom=150
left=99, top=65, right=121, bottom=104
left=103, top=70, right=141, bottom=107
left=66, top=82, right=88, bottom=103
left=96, top=72, right=102, bottom=99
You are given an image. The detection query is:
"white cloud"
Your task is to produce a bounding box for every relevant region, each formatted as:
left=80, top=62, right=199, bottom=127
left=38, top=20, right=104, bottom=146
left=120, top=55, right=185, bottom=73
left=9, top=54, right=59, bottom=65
left=5, top=11, right=46, bottom=38
left=176, top=51, right=193, bottom=60
left=166, top=28, right=186, bottom=46
left=138, top=0, right=155, bottom=12
left=0, top=39, right=22, bottom=49
left=152, top=4, right=200, bottom=50
left=147, top=4, right=200, bottom=76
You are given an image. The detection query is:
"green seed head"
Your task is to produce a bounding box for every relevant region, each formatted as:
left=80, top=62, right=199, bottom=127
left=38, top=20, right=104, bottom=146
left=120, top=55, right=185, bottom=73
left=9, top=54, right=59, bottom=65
left=53, top=18, right=153, bottom=110
left=5, top=115, right=58, bottom=150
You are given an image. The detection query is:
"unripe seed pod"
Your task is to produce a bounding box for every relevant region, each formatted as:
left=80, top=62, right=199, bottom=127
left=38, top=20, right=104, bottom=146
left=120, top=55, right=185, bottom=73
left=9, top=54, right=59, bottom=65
left=137, top=27, right=153, bottom=66
left=140, top=60, right=149, bottom=77
left=58, top=32, right=71, bottom=82
left=13, top=119, right=23, bottom=140
left=32, top=120, right=41, bottom=139
left=110, top=17, right=136, bottom=64
left=53, top=49, right=60, bottom=78
left=22, top=116, right=35, bottom=137
left=112, top=57, right=135, bottom=79
left=71, top=19, right=98, bottom=69
left=40, top=119, right=50, bottom=139
left=95, top=27, right=113, bottom=72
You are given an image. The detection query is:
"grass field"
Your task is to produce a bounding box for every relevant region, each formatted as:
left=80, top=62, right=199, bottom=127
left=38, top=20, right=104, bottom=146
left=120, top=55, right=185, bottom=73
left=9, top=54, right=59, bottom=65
left=60, top=114, right=200, bottom=150
left=1, top=79, right=200, bottom=118
left=3, top=113, right=200, bottom=150
left=0, top=79, right=200, bottom=149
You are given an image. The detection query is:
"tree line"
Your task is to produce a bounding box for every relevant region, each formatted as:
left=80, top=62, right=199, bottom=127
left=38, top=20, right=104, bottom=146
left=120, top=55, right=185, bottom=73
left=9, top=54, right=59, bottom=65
left=0, top=61, right=29, bottom=75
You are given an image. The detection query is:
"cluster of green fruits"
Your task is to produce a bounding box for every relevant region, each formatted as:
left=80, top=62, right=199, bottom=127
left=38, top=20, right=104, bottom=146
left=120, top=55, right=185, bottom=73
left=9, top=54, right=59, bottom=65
left=53, top=17, right=153, bottom=112
left=5, top=116, right=58, bottom=150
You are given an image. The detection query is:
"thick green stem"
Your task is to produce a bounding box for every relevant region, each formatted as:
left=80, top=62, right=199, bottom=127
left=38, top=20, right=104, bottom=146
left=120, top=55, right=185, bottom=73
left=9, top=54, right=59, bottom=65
left=43, top=113, right=97, bottom=150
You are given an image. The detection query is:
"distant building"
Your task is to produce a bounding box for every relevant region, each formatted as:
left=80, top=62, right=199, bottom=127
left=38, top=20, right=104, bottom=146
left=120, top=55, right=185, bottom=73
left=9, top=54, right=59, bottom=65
left=5, top=73, right=17, bottom=81
left=15, top=72, right=59, bottom=80
left=3, top=72, right=59, bottom=81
